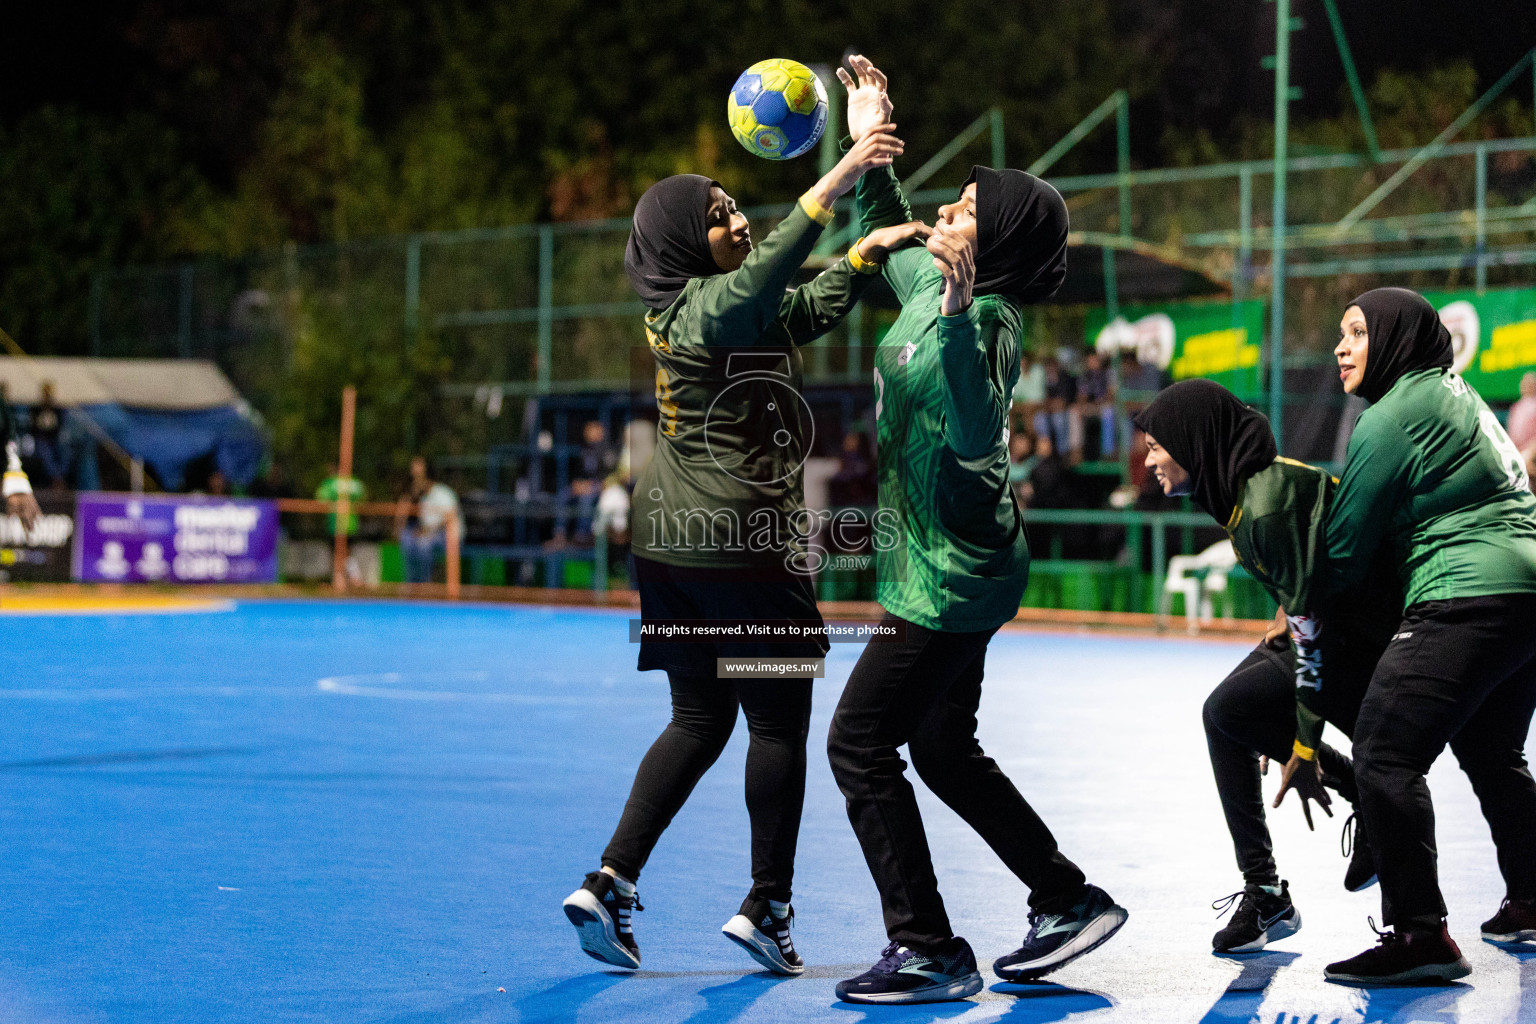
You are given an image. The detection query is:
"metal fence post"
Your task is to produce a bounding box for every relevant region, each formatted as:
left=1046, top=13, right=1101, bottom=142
left=1267, top=0, right=1294, bottom=444
left=1152, top=515, right=1168, bottom=630
left=537, top=225, right=554, bottom=394
left=1475, top=144, right=1488, bottom=294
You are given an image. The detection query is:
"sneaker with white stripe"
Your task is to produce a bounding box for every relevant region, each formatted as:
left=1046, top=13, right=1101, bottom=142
left=562, top=871, right=642, bottom=969
left=993, top=884, right=1128, bottom=981
left=722, top=896, right=804, bottom=975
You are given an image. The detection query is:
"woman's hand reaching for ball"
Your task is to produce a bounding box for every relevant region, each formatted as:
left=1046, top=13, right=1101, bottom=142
left=837, top=55, right=893, bottom=143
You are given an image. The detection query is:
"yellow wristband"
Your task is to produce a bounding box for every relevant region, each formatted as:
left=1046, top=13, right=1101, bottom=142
left=848, top=239, right=881, bottom=274
left=1293, top=740, right=1316, bottom=761
left=798, top=192, right=834, bottom=226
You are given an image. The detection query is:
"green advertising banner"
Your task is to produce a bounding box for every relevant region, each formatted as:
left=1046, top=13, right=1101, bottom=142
left=1421, top=287, right=1536, bottom=402
left=1086, top=299, right=1266, bottom=397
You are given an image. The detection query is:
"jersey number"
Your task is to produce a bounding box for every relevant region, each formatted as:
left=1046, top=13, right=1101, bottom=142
left=656, top=367, right=679, bottom=437
left=1478, top=409, right=1529, bottom=492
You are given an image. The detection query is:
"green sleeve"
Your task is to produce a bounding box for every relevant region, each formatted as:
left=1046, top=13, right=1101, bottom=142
left=694, top=202, right=826, bottom=347
left=855, top=166, right=926, bottom=305
left=1324, top=412, right=1416, bottom=595
left=937, top=302, right=1012, bottom=459
left=776, top=256, right=876, bottom=347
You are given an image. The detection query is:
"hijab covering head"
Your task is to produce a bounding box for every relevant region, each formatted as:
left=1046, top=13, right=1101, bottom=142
left=1346, top=287, right=1454, bottom=403
left=961, top=166, right=1070, bottom=304
left=625, top=174, right=722, bottom=311
left=1133, top=378, right=1277, bottom=521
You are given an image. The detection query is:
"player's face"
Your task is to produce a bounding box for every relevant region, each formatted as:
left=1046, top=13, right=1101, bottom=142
left=706, top=187, right=752, bottom=272
left=1143, top=434, right=1192, bottom=496
left=1335, top=306, right=1369, bottom=394
left=934, top=183, right=979, bottom=250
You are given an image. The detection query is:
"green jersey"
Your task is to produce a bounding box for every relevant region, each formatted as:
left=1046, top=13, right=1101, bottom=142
left=631, top=192, right=880, bottom=570
left=1326, top=368, right=1536, bottom=604
left=316, top=475, right=366, bottom=535
left=858, top=168, right=1029, bottom=631
left=1228, top=458, right=1401, bottom=754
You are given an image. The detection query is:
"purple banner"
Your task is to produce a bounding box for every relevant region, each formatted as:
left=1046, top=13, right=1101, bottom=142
left=73, top=493, right=279, bottom=584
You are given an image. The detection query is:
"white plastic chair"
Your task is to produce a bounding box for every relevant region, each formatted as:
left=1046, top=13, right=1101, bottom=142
left=1161, top=540, right=1239, bottom=632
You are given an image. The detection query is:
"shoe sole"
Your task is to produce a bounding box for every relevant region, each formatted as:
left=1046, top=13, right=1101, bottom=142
left=1217, top=908, right=1303, bottom=954
left=835, top=971, right=983, bottom=1004
left=722, top=915, right=804, bottom=976
left=1482, top=929, right=1536, bottom=946
left=994, top=904, right=1129, bottom=981
left=1324, top=957, right=1471, bottom=986
left=562, top=889, right=641, bottom=970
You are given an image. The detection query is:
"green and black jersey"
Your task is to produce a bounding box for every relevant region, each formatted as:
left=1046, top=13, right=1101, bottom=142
left=1227, top=458, right=1400, bottom=754
left=630, top=190, right=883, bottom=571
left=857, top=167, right=1029, bottom=632
left=1326, top=367, right=1536, bottom=603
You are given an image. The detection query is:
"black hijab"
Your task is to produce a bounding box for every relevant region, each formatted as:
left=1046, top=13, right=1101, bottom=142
left=1347, top=287, right=1454, bottom=403
left=1133, top=378, right=1277, bottom=521
left=962, top=166, right=1070, bottom=304
left=625, top=174, right=722, bottom=311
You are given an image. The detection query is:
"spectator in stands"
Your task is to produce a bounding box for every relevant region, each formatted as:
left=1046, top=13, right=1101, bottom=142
left=556, top=419, right=620, bottom=546
left=397, top=456, right=460, bottom=585
left=592, top=471, right=632, bottom=582
left=1034, top=356, right=1081, bottom=462
left=1011, top=350, right=1046, bottom=428
left=26, top=380, right=67, bottom=490
left=1008, top=428, right=1038, bottom=508
left=316, top=462, right=366, bottom=538
left=1119, top=351, right=1168, bottom=401
left=828, top=430, right=877, bottom=508
left=1076, top=349, right=1116, bottom=459
left=1507, top=371, right=1536, bottom=453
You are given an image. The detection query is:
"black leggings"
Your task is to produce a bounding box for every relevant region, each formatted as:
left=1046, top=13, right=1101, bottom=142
left=828, top=614, right=1086, bottom=952
left=1353, top=594, right=1536, bottom=930
left=1203, top=643, right=1361, bottom=889
left=601, top=673, right=813, bottom=903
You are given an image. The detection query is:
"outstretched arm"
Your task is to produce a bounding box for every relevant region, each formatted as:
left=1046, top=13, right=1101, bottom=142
left=699, top=129, right=904, bottom=345
left=778, top=220, right=931, bottom=346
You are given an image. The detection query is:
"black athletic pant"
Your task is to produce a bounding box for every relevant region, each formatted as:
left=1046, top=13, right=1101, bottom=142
left=828, top=613, right=1087, bottom=953
left=1354, top=594, right=1536, bottom=931
left=1203, top=643, right=1361, bottom=889
left=601, top=673, right=813, bottom=903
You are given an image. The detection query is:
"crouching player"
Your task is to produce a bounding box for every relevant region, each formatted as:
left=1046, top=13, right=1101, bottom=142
left=1136, top=379, right=1398, bottom=953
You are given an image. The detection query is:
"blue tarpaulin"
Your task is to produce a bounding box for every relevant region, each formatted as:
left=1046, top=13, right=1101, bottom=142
left=73, top=404, right=266, bottom=490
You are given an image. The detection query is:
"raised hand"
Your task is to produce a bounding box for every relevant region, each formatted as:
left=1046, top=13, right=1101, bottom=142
left=927, top=226, right=976, bottom=315
left=858, top=220, right=931, bottom=263
left=836, top=54, right=893, bottom=143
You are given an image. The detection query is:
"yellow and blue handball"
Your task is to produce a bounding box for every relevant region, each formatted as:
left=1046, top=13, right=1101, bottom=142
left=727, top=59, right=828, bottom=160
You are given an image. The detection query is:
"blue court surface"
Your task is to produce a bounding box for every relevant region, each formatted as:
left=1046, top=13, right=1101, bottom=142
left=2, top=599, right=1533, bottom=1024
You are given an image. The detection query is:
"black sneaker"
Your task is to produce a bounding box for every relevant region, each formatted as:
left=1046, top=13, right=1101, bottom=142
left=1324, top=919, right=1471, bottom=986
left=1342, top=813, right=1378, bottom=892
left=835, top=937, right=983, bottom=1004
left=562, top=871, right=642, bottom=969
left=1481, top=896, right=1536, bottom=945
left=1211, top=881, right=1302, bottom=953
left=993, top=884, right=1129, bottom=981
left=722, top=896, right=804, bottom=975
